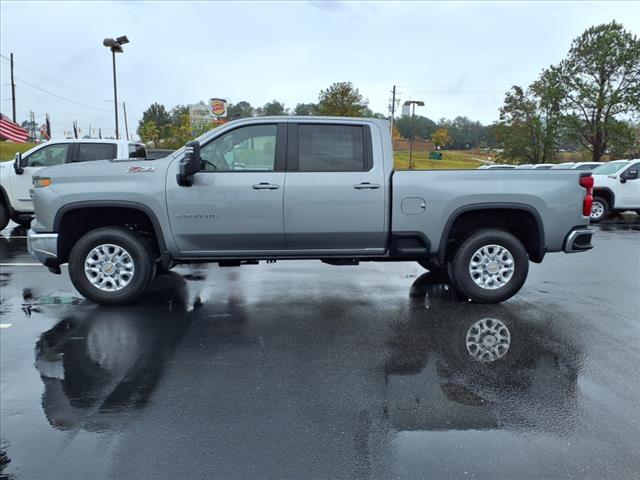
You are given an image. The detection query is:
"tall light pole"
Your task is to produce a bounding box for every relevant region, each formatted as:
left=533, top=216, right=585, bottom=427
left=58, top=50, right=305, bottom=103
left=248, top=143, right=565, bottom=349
left=403, top=100, right=425, bottom=169
left=103, top=35, right=129, bottom=139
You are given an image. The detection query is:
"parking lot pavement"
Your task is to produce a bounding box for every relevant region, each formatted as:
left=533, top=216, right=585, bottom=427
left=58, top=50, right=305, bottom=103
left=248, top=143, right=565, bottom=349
left=1, top=218, right=639, bottom=480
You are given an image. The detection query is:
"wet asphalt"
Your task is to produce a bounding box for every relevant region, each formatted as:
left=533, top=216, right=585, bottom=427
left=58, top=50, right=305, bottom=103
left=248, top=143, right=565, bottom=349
left=0, top=217, right=639, bottom=480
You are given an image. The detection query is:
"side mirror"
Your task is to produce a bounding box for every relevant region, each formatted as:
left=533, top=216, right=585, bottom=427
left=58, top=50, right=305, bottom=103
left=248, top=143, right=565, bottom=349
left=176, top=141, right=201, bottom=186
left=13, top=153, right=25, bottom=175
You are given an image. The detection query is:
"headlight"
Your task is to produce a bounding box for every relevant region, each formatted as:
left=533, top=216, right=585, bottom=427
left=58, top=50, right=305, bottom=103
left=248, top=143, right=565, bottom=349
left=33, top=177, right=52, bottom=188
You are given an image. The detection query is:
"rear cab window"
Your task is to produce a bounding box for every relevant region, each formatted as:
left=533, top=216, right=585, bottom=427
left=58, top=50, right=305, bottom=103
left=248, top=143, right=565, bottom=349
left=75, top=143, right=117, bottom=162
left=289, top=123, right=372, bottom=172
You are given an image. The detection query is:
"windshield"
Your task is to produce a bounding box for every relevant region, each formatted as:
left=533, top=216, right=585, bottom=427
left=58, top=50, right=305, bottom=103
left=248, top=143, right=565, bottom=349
left=592, top=161, right=627, bottom=175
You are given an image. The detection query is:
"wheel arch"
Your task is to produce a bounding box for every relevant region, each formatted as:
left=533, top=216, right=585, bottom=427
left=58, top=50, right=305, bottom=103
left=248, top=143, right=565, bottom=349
left=592, top=187, right=615, bottom=209
left=438, top=203, right=546, bottom=265
left=53, top=201, right=169, bottom=266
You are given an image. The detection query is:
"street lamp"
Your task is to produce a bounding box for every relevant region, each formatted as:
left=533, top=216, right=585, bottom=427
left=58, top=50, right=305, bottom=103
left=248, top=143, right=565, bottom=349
left=103, top=35, right=129, bottom=140
left=403, top=100, right=425, bottom=169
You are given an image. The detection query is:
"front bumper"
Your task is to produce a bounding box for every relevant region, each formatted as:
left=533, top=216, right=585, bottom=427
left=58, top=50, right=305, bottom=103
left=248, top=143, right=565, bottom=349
left=563, top=228, right=595, bottom=253
left=27, top=229, right=60, bottom=272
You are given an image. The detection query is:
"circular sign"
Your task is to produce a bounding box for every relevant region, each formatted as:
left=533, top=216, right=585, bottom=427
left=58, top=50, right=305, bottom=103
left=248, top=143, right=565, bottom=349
left=210, top=99, right=227, bottom=117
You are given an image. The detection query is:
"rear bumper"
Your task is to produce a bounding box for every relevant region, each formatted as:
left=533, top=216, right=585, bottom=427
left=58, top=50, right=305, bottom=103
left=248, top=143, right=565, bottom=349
left=563, top=228, right=595, bottom=253
left=27, top=229, right=60, bottom=271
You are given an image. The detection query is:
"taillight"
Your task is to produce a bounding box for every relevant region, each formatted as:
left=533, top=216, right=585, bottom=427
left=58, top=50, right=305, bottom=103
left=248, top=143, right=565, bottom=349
left=579, top=175, right=594, bottom=217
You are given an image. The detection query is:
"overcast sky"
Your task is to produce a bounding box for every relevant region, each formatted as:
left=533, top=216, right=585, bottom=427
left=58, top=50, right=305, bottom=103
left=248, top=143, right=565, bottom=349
left=1, top=0, right=639, bottom=139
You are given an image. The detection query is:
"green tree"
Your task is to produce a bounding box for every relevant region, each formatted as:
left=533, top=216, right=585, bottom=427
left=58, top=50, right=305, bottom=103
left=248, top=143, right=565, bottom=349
left=551, top=21, right=640, bottom=161
left=437, top=116, right=495, bottom=150
left=137, top=103, right=171, bottom=138
left=317, top=82, right=369, bottom=117
left=495, top=86, right=547, bottom=164
left=606, top=120, right=639, bottom=158
left=395, top=115, right=437, bottom=140
left=294, top=103, right=317, bottom=116
left=256, top=100, right=287, bottom=116
left=170, top=104, right=189, bottom=126
left=431, top=128, right=451, bottom=148
left=362, top=107, right=387, bottom=119
left=138, top=120, right=161, bottom=147
left=227, top=101, right=255, bottom=120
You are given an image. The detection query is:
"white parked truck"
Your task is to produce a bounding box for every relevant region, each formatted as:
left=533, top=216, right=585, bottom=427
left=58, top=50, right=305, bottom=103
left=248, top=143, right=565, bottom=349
left=0, top=138, right=147, bottom=230
left=590, top=159, right=640, bottom=222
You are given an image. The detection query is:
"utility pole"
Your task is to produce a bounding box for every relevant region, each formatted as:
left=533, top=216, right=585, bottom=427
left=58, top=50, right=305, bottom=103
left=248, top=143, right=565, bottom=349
left=111, top=50, right=119, bottom=139
left=123, top=101, right=130, bottom=141
left=29, top=111, right=35, bottom=141
left=403, top=100, right=425, bottom=169
left=390, top=85, right=396, bottom=133
left=10, top=53, right=16, bottom=122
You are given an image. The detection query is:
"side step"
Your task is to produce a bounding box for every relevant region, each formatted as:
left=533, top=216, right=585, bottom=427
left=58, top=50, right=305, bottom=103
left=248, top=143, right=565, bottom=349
left=218, top=260, right=259, bottom=267
left=321, top=259, right=359, bottom=266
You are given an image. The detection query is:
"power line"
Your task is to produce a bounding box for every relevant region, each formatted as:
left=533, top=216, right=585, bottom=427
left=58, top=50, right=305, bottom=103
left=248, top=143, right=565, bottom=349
left=12, top=76, right=112, bottom=112
left=0, top=53, right=106, bottom=103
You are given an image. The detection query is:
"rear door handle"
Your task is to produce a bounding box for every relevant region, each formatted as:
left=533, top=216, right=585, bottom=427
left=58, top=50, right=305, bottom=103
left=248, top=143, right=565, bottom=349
left=354, top=182, right=380, bottom=190
left=252, top=182, right=280, bottom=190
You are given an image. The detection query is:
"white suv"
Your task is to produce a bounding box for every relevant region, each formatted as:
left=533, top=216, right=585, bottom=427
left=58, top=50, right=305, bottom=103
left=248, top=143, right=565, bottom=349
left=590, top=159, right=640, bottom=222
left=0, top=138, right=146, bottom=231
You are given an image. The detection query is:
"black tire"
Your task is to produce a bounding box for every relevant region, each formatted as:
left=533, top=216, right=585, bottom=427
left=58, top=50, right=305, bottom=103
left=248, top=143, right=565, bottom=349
left=450, top=229, right=529, bottom=304
left=11, top=216, right=32, bottom=228
left=68, top=227, right=156, bottom=305
left=590, top=196, right=609, bottom=223
left=0, top=204, right=9, bottom=232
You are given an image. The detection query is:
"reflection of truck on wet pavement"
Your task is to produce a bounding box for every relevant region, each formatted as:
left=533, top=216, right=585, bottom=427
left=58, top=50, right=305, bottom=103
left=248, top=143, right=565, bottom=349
left=28, top=116, right=594, bottom=305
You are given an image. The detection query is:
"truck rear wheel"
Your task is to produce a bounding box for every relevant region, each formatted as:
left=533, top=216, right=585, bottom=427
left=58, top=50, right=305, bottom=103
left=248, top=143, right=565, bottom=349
left=68, top=227, right=156, bottom=305
left=450, top=229, right=528, bottom=304
left=590, top=196, right=609, bottom=223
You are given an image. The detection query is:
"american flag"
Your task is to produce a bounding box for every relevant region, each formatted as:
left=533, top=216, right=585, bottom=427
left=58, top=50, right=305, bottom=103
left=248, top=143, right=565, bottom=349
left=0, top=113, right=29, bottom=143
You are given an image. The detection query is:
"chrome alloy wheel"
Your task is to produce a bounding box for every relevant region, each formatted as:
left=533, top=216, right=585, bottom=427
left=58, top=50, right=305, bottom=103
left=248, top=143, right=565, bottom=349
left=591, top=201, right=604, bottom=220
left=84, top=244, right=135, bottom=292
left=468, top=244, right=514, bottom=290
left=466, top=318, right=511, bottom=362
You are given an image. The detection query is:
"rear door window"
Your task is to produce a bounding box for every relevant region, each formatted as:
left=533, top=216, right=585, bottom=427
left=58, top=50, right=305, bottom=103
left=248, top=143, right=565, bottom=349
left=76, top=143, right=117, bottom=162
left=297, top=124, right=368, bottom=172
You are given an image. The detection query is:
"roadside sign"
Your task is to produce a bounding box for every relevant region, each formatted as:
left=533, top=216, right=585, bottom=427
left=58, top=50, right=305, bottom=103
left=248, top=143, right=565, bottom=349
left=210, top=98, right=227, bottom=118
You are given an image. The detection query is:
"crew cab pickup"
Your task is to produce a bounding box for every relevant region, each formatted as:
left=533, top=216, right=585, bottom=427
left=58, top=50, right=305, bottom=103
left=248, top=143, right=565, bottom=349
left=0, top=138, right=147, bottom=230
left=589, top=159, right=640, bottom=222
left=27, top=117, right=595, bottom=305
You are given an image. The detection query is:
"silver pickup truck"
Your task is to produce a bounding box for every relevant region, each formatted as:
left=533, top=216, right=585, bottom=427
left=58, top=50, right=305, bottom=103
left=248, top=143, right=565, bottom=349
left=28, top=116, right=595, bottom=305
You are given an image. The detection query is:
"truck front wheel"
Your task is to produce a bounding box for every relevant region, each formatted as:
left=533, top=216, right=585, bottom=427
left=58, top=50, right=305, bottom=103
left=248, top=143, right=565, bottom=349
left=0, top=204, right=8, bottom=232
left=450, top=229, right=528, bottom=304
left=68, top=227, right=156, bottom=305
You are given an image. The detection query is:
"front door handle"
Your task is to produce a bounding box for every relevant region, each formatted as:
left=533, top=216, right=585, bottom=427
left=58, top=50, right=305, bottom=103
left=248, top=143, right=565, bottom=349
left=252, top=182, right=280, bottom=190
left=354, top=182, right=380, bottom=190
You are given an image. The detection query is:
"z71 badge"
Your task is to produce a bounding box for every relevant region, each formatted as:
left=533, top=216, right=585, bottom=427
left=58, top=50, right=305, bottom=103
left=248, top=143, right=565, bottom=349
left=127, top=166, right=156, bottom=173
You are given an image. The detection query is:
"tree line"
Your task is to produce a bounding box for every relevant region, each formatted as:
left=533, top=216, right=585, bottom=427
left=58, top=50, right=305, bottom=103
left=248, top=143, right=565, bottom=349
left=494, top=21, right=639, bottom=163
left=137, top=22, right=639, bottom=162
